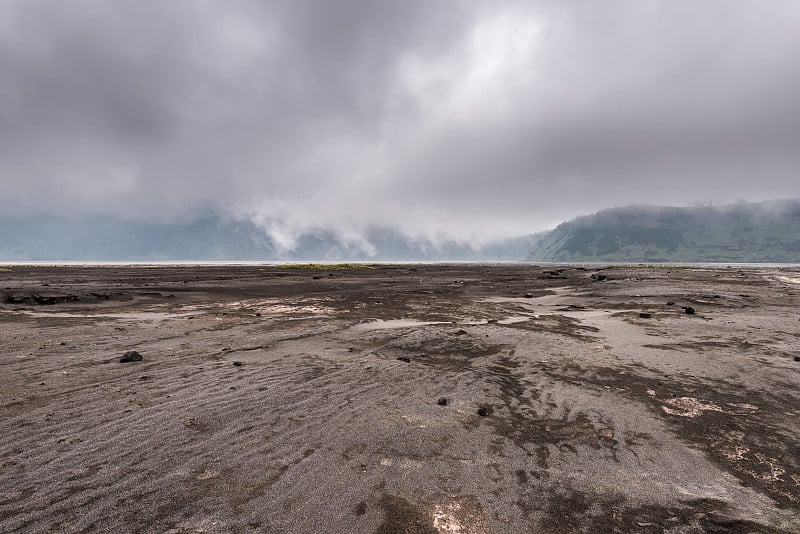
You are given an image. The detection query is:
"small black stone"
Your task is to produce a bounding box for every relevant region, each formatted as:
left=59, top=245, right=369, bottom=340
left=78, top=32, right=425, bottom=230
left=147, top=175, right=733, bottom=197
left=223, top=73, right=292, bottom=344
left=477, top=406, right=491, bottom=417
left=396, top=357, right=411, bottom=363
left=524, top=293, right=533, bottom=298
left=639, top=313, right=652, bottom=319
left=233, top=361, right=243, bottom=367
left=683, top=306, right=696, bottom=315
left=437, top=397, right=448, bottom=406
left=348, top=347, right=356, bottom=352
left=255, top=313, right=262, bottom=317
left=666, top=301, right=675, bottom=306
left=794, top=356, right=800, bottom=362
left=120, top=350, right=143, bottom=363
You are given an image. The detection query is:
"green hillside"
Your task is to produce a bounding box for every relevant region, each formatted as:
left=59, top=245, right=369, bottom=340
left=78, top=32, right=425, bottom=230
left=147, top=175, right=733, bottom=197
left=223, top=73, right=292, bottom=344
left=528, top=200, right=800, bottom=262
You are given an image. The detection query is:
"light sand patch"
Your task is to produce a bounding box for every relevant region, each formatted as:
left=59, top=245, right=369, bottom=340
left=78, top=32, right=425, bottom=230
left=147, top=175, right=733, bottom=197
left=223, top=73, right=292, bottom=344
left=355, top=319, right=452, bottom=330
left=433, top=503, right=467, bottom=534
left=196, top=469, right=220, bottom=480
left=432, top=500, right=489, bottom=534
left=721, top=444, right=750, bottom=461
left=496, top=316, right=532, bottom=325
left=661, top=397, right=724, bottom=418
left=16, top=310, right=191, bottom=322
left=727, top=402, right=759, bottom=412
left=184, top=298, right=334, bottom=316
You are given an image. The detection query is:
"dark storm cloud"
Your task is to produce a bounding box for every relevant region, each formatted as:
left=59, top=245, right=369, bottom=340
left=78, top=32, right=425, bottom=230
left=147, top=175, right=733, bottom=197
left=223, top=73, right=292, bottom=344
left=1, top=0, right=799, bottom=245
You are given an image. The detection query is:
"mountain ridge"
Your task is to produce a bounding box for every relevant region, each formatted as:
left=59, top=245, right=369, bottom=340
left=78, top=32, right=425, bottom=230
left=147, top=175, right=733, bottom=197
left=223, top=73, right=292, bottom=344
left=527, top=199, right=800, bottom=263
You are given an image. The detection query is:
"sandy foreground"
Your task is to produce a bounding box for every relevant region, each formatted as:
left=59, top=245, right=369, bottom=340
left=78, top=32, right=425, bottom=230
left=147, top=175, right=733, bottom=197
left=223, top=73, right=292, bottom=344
left=1, top=264, right=799, bottom=533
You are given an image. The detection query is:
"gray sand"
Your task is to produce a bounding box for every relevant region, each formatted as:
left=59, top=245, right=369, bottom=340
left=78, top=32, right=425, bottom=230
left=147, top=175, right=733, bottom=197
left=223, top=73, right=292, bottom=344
left=1, top=264, right=799, bottom=533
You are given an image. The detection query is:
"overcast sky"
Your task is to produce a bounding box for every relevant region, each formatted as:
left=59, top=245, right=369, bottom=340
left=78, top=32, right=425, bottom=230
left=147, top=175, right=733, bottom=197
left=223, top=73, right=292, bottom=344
left=1, top=1, right=799, bottom=245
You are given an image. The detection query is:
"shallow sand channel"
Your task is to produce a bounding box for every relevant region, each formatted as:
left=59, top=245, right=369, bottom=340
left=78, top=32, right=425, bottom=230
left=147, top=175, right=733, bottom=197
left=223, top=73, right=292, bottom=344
left=1, top=264, right=799, bottom=533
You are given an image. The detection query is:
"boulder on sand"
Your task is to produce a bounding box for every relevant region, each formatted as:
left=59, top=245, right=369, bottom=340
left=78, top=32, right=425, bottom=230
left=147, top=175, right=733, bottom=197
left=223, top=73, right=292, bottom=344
left=120, top=351, right=143, bottom=363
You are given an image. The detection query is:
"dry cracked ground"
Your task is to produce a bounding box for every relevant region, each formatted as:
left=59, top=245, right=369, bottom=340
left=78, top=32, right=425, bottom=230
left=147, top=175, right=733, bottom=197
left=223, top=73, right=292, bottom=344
left=1, top=264, right=799, bottom=533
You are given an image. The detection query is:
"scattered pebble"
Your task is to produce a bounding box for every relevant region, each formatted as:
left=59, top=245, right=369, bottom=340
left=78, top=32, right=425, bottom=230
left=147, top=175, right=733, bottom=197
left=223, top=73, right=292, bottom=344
left=120, top=350, right=143, bottom=363
left=794, top=356, right=800, bottom=362
left=233, top=361, right=243, bottom=367
left=437, top=397, right=448, bottom=406
left=666, top=301, right=675, bottom=306
left=396, top=357, right=411, bottom=363
left=524, top=293, right=533, bottom=298
left=683, top=306, right=696, bottom=315
left=639, top=312, right=652, bottom=319
left=477, top=406, right=491, bottom=417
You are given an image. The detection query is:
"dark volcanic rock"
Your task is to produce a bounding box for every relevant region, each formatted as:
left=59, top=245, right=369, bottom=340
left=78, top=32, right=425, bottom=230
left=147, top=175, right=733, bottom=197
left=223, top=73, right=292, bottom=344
left=437, top=397, right=448, bottom=406
left=233, top=361, right=243, bottom=367
left=5, top=294, right=30, bottom=304
left=477, top=405, right=491, bottom=417
left=120, top=351, right=143, bottom=363
left=639, top=312, right=652, bottom=319
left=396, top=357, right=411, bottom=363
left=794, top=356, right=800, bottom=362
left=683, top=306, right=696, bottom=315
left=32, top=294, right=79, bottom=305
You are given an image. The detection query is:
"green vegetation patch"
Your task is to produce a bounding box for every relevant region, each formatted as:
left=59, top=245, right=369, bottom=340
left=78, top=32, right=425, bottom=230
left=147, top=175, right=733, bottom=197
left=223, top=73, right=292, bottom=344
left=281, top=263, right=374, bottom=271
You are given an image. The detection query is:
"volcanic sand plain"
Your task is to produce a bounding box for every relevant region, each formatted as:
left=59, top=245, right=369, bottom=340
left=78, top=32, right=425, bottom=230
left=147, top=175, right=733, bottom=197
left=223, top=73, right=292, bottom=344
left=1, top=264, right=799, bottom=533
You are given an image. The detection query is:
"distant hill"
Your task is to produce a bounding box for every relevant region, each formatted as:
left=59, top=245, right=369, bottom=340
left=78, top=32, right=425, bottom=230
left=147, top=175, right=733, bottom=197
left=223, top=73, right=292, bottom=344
left=0, top=215, right=538, bottom=262
left=527, top=200, right=800, bottom=263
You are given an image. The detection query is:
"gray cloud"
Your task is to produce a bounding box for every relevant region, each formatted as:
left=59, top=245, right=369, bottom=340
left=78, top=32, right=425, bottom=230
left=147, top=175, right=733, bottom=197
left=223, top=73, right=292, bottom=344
left=1, top=0, right=799, bottom=245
